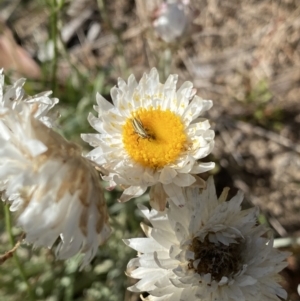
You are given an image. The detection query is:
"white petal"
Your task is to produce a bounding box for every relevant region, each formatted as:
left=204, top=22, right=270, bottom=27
left=163, top=183, right=185, bottom=207
left=124, top=238, right=166, bottom=253
left=172, top=173, right=195, bottom=187
left=159, top=167, right=177, bottom=184
left=119, top=185, right=147, bottom=202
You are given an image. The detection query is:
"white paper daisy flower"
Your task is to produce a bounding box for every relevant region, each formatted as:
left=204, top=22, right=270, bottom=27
left=124, top=177, right=288, bottom=301
left=0, top=69, right=58, bottom=128
left=0, top=105, right=111, bottom=268
left=82, top=68, right=214, bottom=209
left=0, top=70, right=57, bottom=193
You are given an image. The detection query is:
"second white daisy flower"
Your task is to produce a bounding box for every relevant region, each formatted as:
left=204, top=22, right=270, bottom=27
left=124, top=177, right=288, bottom=301
left=82, top=68, right=214, bottom=208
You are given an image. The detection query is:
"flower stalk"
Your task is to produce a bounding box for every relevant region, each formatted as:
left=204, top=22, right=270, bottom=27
left=4, top=204, right=35, bottom=301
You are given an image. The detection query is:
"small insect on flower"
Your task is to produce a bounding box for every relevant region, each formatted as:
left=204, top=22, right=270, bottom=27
left=131, top=116, right=155, bottom=141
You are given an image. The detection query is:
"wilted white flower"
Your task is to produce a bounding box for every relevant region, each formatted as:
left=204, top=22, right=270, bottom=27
left=0, top=69, right=58, bottom=128
left=0, top=70, right=58, bottom=191
left=82, top=68, right=214, bottom=209
left=0, top=105, right=111, bottom=268
left=153, top=0, right=191, bottom=43
left=124, top=177, right=288, bottom=301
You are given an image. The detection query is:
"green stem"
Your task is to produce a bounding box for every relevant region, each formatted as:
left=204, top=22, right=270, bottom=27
left=4, top=204, right=35, bottom=301
left=58, top=31, right=83, bottom=77
left=50, top=0, right=59, bottom=95
left=97, top=0, right=129, bottom=77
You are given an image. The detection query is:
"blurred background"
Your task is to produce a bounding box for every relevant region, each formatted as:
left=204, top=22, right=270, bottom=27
left=0, top=0, right=300, bottom=300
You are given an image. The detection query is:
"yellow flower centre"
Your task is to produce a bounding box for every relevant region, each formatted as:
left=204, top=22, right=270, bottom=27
left=122, top=107, right=187, bottom=169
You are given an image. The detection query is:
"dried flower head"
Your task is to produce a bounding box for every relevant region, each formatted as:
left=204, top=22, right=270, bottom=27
left=0, top=104, right=111, bottom=268
left=124, top=177, right=288, bottom=301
